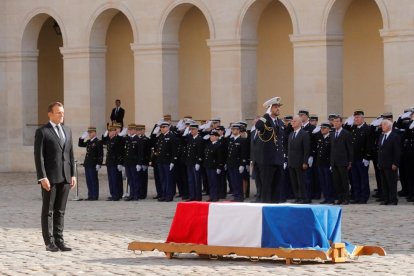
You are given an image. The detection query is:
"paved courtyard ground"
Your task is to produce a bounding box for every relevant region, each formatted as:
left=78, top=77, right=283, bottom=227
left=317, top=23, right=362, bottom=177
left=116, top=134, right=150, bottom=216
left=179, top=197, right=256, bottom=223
left=0, top=171, right=413, bottom=275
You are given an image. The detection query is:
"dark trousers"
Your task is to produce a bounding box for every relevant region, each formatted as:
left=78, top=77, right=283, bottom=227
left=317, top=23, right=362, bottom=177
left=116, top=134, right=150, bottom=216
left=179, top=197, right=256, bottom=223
left=289, top=167, right=306, bottom=201
left=158, top=163, right=174, bottom=201
left=303, top=167, right=313, bottom=200
left=85, top=166, right=99, bottom=200
left=350, top=160, right=370, bottom=202
left=228, top=167, right=243, bottom=201
left=402, top=155, right=414, bottom=199
left=372, top=156, right=382, bottom=197
left=187, top=166, right=202, bottom=201
left=176, top=163, right=188, bottom=198
left=107, top=165, right=121, bottom=200
left=153, top=165, right=161, bottom=197
left=399, top=156, right=408, bottom=194
left=380, top=168, right=398, bottom=203
left=252, top=162, right=262, bottom=199
left=317, top=166, right=334, bottom=203
left=259, top=165, right=283, bottom=203
left=218, top=170, right=227, bottom=199
left=206, top=169, right=219, bottom=201
left=41, top=182, right=70, bottom=245
left=332, top=164, right=350, bottom=201
left=139, top=169, right=148, bottom=199
left=125, top=165, right=139, bottom=200
left=201, top=167, right=209, bottom=195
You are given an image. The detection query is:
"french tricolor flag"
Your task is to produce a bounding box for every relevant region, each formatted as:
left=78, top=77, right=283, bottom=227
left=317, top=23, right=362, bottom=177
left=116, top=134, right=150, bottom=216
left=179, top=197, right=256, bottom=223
left=166, top=202, right=343, bottom=251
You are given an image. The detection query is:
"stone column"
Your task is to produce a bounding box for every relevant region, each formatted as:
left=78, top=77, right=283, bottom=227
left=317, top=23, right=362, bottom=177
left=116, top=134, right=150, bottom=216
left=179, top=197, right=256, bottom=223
left=290, top=34, right=344, bottom=120
left=131, top=43, right=176, bottom=128
left=381, top=30, right=414, bottom=115
left=60, top=47, right=92, bottom=159
left=208, top=39, right=257, bottom=125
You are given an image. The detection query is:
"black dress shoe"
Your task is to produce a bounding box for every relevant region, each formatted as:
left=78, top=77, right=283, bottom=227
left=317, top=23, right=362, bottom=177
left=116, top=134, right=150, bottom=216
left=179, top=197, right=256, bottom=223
left=379, top=201, right=388, bottom=205
left=153, top=195, right=160, bottom=199
left=389, top=201, right=398, bottom=205
left=157, top=198, right=166, bottom=202
left=106, top=197, right=113, bottom=201
left=349, top=200, right=359, bottom=204
left=334, top=200, right=342, bottom=205
left=46, top=243, right=59, bottom=252
left=320, top=200, right=328, bottom=204
left=342, top=200, right=349, bottom=205
left=56, top=243, right=72, bottom=251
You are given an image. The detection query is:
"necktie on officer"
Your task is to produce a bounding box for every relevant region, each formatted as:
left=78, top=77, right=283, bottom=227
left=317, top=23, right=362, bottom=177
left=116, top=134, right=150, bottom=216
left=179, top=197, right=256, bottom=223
left=56, top=125, right=65, bottom=146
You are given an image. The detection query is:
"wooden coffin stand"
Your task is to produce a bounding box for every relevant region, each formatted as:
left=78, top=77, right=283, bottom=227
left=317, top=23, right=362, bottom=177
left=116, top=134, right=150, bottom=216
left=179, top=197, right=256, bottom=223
left=128, top=241, right=386, bottom=265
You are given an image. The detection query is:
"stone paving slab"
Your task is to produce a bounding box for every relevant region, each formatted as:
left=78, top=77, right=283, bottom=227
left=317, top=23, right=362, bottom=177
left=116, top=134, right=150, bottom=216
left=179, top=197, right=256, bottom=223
left=0, top=172, right=413, bottom=275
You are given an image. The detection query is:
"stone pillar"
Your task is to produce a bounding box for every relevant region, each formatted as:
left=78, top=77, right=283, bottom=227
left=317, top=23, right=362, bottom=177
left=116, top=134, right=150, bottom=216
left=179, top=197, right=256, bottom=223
left=290, top=34, right=344, bottom=120
left=208, top=39, right=257, bottom=125
left=131, top=43, right=174, bottom=128
left=89, top=46, right=107, bottom=131
left=60, top=47, right=92, bottom=159
left=381, top=30, right=414, bottom=115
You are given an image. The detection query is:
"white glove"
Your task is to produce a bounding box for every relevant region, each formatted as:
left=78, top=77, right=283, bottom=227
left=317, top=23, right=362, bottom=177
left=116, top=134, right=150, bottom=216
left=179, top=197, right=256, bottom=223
left=225, top=128, right=231, bottom=137
left=81, top=131, right=88, bottom=140
left=152, top=126, right=160, bottom=135
left=308, top=156, right=314, bottom=168
left=362, top=159, right=370, bottom=167
left=329, top=166, right=332, bottom=171
left=142, top=165, right=148, bottom=171
left=239, top=166, right=245, bottom=174
left=401, top=111, right=412, bottom=119
left=312, top=126, right=321, bottom=134
left=283, top=162, right=287, bottom=170
left=409, top=120, right=414, bottom=129
left=117, top=165, right=123, bottom=172
left=183, top=126, right=190, bottom=136
left=246, top=165, right=250, bottom=172
left=216, top=169, right=221, bottom=175
left=96, top=165, right=101, bottom=171
left=103, top=130, right=108, bottom=137
left=169, top=163, right=174, bottom=171
left=195, top=164, right=200, bottom=171
left=224, top=164, right=227, bottom=171
left=203, top=135, right=210, bottom=140
left=136, top=165, right=142, bottom=172
left=119, top=128, right=128, bottom=137
left=345, top=116, right=354, bottom=126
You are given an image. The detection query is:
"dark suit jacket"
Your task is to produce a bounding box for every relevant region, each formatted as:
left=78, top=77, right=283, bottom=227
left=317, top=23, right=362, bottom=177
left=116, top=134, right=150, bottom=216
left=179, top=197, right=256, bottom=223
left=330, top=129, right=353, bottom=167
left=34, top=122, right=75, bottom=184
left=377, top=132, right=401, bottom=169
left=250, top=129, right=263, bottom=163
left=288, top=129, right=310, bottom=168
left=110, top=107, right=125, bottom=127
left=254, top=113, right=285, bottom=166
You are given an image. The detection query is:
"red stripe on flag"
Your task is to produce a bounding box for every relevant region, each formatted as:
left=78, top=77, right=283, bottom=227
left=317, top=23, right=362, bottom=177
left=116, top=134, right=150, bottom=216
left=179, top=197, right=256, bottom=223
left=166, top=202, right=210, bottom=244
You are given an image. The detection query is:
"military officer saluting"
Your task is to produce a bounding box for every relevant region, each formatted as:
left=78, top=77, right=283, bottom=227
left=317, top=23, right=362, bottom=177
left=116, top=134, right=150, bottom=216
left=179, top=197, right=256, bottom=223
left=203, top=129, right=224, bottom=202
left=103, top=125, right=124, bottom=201
left=78, top=126, right=103, bottom=200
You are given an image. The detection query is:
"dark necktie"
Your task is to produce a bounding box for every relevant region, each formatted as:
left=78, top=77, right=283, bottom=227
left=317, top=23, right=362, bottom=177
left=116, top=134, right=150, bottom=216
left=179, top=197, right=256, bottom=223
left=381, top=134, right=387, bottom=145
left=56, top=125, right=65, bottom=146
left=293, top=132, right=296, bottom=140
left=335, top=131, right=339, bottom=139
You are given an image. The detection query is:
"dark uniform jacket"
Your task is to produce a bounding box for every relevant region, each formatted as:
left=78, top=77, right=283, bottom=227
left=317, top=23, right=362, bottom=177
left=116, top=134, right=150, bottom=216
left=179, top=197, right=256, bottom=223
left=34, top=122, right=75, bottom=184
left=226, top=136, right=249, bottom=168
left=104, top=135, right=123, bottom=167
left=110, top=107, right=125, bottom=127
left=287, top=129, right=310, bottom=168
left=254, top=113, right=285, bottom=165
left=185, top=134, right=204, bottom=166
left=203, top=141, right=224, bottom=169
left=123, top=135, right=139, bottom=166
left=378, top=132, right=401, bottom=169
left=330, top=128, right=353, bottom=167
left=136, top=135, right=151, bottom=166
left=78, top=137, right=104, bottom=167
left=315, top=133, right=331, bottom=167
left=348, top=123, right=373, bottom=161
left=154, top=131, right=179, bottom=165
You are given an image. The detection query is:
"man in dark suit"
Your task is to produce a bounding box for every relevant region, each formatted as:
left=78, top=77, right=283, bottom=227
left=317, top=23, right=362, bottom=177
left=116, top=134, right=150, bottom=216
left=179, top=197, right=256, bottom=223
left=288, top=116, right=311, bottom=203
left=330, top=115, right=353, bottom=205
left=255, top=97, right=285, bottom=203
left=250, top=117, right=263, bottom=201
left=110, top=99, right=125, bottom=128
left=34, top=102, right=76, bottom=252
left=378, top=119, right=401, bottom=205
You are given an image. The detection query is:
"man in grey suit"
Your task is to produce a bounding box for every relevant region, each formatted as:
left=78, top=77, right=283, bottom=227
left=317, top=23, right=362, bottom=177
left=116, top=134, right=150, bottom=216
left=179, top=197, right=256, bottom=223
left=330, top=115, right=353, bottom=205
left=288, top=116, right=311, bottom=203
left=34, top=102, right=76, bottom=252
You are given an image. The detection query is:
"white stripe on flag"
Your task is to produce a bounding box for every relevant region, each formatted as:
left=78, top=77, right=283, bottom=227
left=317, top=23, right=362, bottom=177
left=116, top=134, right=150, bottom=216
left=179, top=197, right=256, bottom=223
left=207, top=203, right=265, bottom=247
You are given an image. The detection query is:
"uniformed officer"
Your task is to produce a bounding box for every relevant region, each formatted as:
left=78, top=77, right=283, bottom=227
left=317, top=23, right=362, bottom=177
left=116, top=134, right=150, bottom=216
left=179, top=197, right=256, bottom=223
left=310, top=115, right=319, bottom=126
left=238, top=121, right=251, bottom=198
left=203, top=130, right=224, bottom=202
left=154, top=121, right=179, bottom=202
left=103, top=125, right=124, bottom=201
left=315, top=122, right=335, bottom=204
left=135, top=124, right=151, bottom=199
left=123, top=124, right=140, bottom=201
left=255, top=97, right=285, bottom=203
left=346, top=110, right=372, bottom=204
left=185, top=123, right=205, bottom=201
left=78, top=126, right=103, bottom=200
left=216, top=125, right=229, bottom=199
left=226, top=123, right=248, bottom=202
